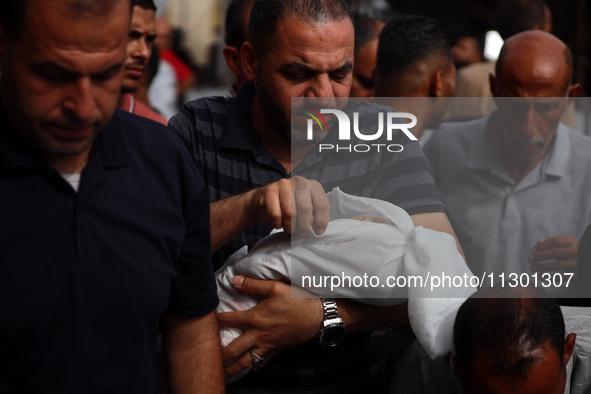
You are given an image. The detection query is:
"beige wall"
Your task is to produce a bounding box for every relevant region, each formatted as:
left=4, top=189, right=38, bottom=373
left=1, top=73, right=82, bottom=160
left=164, top=0, right=223, bottom=68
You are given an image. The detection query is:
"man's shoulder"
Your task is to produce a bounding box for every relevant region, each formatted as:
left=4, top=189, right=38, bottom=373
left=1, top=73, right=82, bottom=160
left=563, top=306, right=591, bottom=340
left=557, top=126, right=591, bottom=176
left=112, top=107, right=167, bottom=131
left=564, top=125, right=591, bottom=151
left=177, top=95, right=233, bottom=122
left=109, top=108, right=183, bottom=153
left=133, top=100, right=168, bottom=126
left=562, top=306, right=591, bottom=384
left=107, top=109, right=204, bottom=191
left=168, top=95, right=234, bottom=143
left=457, top=61, right=496, bottom=79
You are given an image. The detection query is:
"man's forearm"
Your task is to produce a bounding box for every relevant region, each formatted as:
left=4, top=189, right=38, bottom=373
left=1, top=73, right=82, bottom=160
left=210, top=177, right=330, bottom=254
left=162, top=311, right=225, bottom=394
left=210, top=191, right=256, bottom=253
left=219, top=278, right=409, bottom=377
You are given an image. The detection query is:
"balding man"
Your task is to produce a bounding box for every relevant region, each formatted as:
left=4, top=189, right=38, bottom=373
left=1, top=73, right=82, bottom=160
left=374, top=15, right=455, bottom=141
left=425, top=31, right=588, bottom=287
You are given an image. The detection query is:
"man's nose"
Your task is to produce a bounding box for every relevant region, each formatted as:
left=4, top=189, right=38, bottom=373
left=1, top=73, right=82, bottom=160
left=131, top=40, right=150, bottom=63
left=520, top=104, right=539, bottom=138
left=137, top=40, right=150, bottom=62
left=305, top=74, right=334, bottom=98
left=63, top=77, right=96, bottom=122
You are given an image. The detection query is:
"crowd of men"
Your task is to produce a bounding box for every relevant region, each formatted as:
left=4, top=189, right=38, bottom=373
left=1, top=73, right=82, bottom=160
left=1, top=0, right=590, bottom=393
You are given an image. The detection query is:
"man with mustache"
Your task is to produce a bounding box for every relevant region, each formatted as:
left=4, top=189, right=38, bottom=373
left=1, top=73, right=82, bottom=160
left=424, top=31, right=589, bottom=285
left=170, top=0, right=464, bottom=391
left=118, top=0, right=168, bottom=125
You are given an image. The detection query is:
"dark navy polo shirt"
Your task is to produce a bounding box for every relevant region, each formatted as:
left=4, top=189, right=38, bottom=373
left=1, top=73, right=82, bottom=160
left=0, top=107, right=218, bottom=393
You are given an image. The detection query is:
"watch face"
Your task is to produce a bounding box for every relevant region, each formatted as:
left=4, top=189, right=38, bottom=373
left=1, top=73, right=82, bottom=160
left=321, top=324, right=346, bottom=347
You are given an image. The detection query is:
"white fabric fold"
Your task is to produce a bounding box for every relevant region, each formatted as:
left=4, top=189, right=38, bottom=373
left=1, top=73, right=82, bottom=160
left=216, top=188, right=476, bottom=360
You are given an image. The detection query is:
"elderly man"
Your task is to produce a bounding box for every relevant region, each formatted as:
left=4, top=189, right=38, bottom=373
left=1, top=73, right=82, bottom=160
left=0, top=0, right=223, bottom=392
left=375, top=15, right=455, bottom=141
left=425, top=31, right=588, bottom=283
left=169, top=0, right=462, bottom=391
left=118, top=0, right=167, bottom=125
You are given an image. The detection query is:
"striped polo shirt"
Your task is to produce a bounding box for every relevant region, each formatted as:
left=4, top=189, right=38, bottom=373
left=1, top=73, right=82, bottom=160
left=170, top=81, right=445, bottom=393
left=170, top=81, right=445, bottom=271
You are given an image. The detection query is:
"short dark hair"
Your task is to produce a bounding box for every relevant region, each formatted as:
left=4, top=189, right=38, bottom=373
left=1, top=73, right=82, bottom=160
left=495, top=0, right=547, bottom=40
left=133, top=0, right=156, bottom=12
left=454, top=289, right=565, bottom=382
left=353, top=15, right=384, bottom=53
left=248, top=0, right=353, bottom=58
left=225, top=0, right=254, bottom=49
left=0, top=0, right=133, bottom=40
left=377, top=15, right=452, bottom=78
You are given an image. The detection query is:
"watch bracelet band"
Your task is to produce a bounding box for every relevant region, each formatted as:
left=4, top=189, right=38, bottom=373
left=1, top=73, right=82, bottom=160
left=322, top=297, right=340, bottom=322
left=319, top=297, right=346, bottom=347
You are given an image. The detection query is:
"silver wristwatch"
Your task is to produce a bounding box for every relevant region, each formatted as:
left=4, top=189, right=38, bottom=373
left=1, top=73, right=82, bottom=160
left=319, top=298, right=346, bottom=347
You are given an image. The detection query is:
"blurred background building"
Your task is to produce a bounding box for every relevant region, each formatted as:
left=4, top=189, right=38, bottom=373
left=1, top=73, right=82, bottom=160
left=149, top=0, right=591, bottom=132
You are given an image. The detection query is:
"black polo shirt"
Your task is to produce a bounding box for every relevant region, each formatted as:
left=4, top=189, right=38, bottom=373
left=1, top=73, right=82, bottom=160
left=0, top=107, right=218, bottom=393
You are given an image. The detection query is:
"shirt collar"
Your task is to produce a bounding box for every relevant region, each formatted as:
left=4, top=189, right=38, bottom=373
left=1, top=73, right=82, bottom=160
left=543, top=122, right=569, bottom=177
left=0, top=104, right=129, bottom=174
left=466, top=110, right=569, bottom=178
